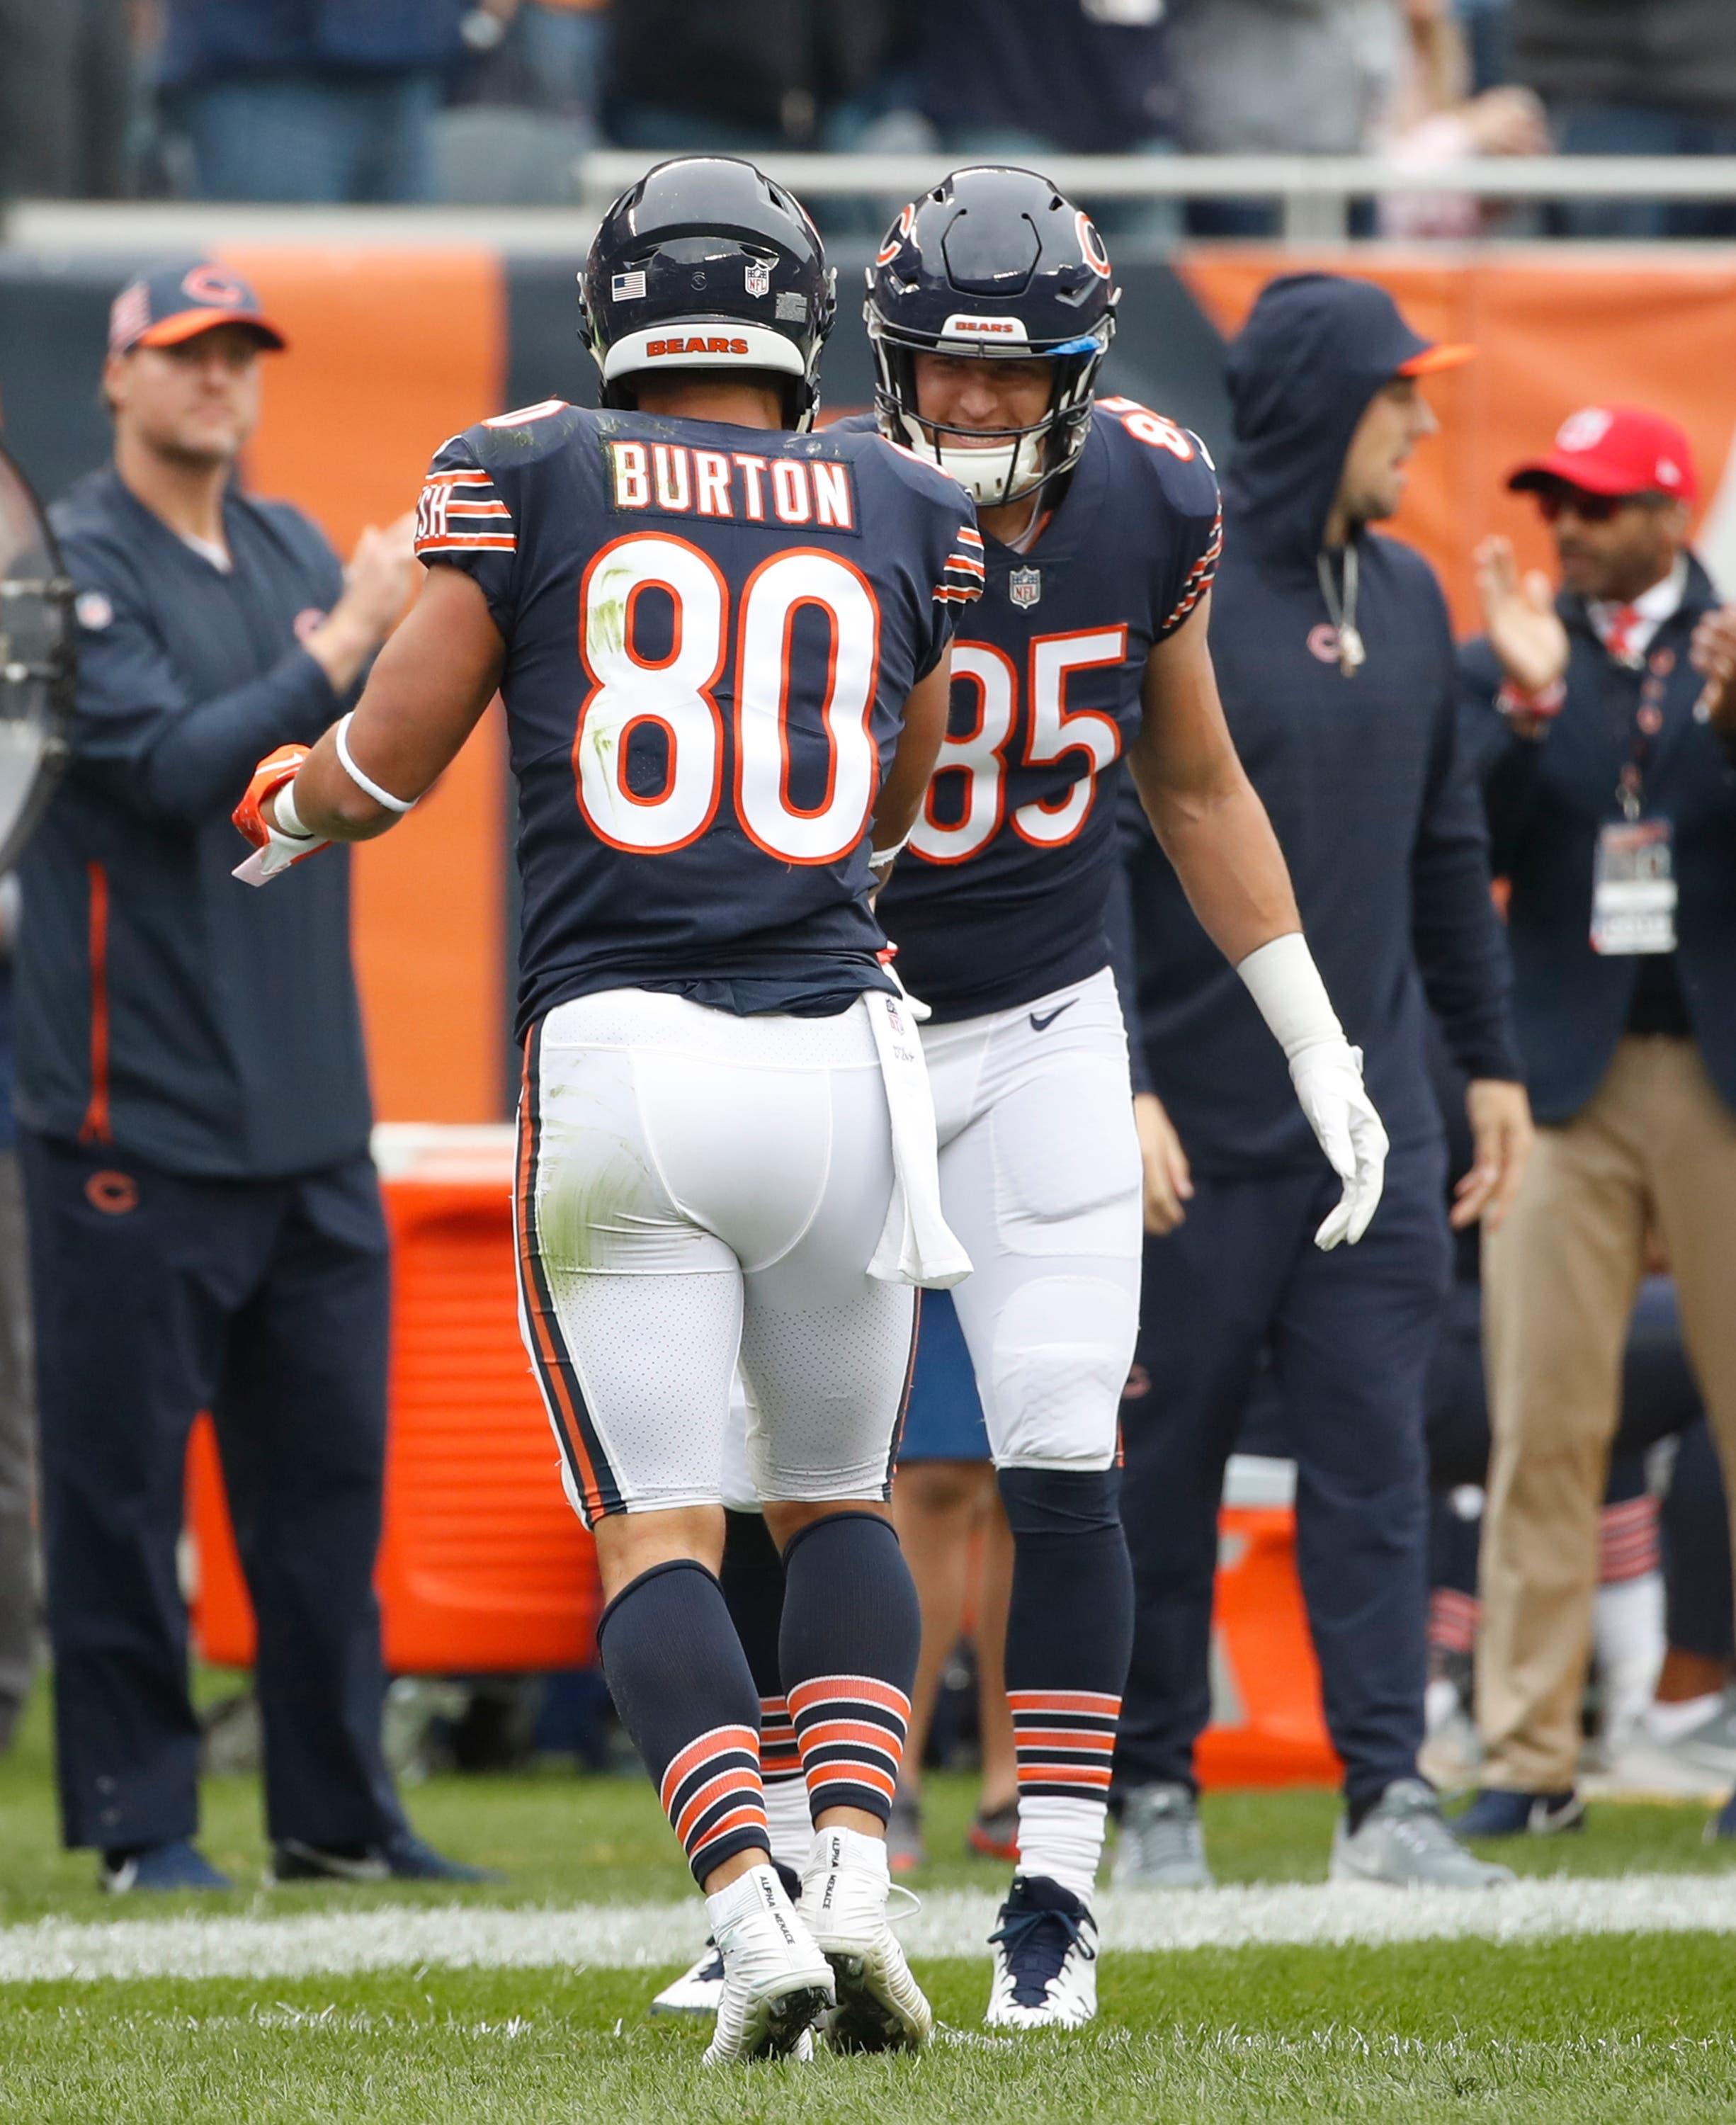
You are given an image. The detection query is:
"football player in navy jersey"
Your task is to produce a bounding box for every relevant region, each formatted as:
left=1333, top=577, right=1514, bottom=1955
left=232, top=157, right=988, bottom=2066
left=700, top=166, right=1392, bottom=2033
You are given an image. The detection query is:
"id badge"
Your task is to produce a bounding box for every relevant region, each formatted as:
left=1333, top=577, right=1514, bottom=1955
left=1591, top=817, right=1677, bottom=956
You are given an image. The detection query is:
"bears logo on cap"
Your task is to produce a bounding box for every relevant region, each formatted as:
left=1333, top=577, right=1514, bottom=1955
left=182, top=264, right=250, bottom=308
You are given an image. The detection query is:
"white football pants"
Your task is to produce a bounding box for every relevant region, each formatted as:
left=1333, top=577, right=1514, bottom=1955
left=722, top=965, right=1141, bottom=1504
left=516, top=988, right=918, bottom=1524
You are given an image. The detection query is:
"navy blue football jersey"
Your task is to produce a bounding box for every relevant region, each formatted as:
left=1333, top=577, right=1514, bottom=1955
left=414, top=401, right=982, bottom=1033
left=842, top=400, right=1221, bottom=1021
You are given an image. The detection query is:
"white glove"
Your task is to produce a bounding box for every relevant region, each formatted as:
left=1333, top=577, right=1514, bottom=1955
left=1236, top=932, right=1389, bottom=1250
left=1287, top=1038, right=1389, bottom=1250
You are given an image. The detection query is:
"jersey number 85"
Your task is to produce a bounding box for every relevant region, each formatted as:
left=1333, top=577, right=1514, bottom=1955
left=913, top=631, right=1127, bottom=865
left=577, top=531, right=881, bottom=866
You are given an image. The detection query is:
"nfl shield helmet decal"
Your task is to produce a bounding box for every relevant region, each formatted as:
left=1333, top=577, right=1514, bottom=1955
left=744, top=260, right=771, bottom=298
left=1009, top=565, right=1042, bottom=609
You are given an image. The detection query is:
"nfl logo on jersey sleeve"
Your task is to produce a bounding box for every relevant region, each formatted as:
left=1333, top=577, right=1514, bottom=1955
left=1009, top=565, right=1042, bottom=609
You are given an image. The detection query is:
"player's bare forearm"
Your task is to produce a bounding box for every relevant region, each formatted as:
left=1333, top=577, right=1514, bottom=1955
left=1127, top=596, right=1301, bottom=965
left=273, top=567, right=505, bottom=841
left=873, top=650, right=953, bottom=855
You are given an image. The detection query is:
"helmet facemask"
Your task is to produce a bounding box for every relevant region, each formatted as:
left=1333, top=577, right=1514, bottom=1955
left=868, top=325, right=1109, bottom=507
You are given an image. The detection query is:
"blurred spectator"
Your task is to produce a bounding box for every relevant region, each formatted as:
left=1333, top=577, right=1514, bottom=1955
left=1378, top=0, right=1549, bottom=237
left=0, top=877, right=33, bottom=1755
left=158, top=0, right=464, bottom=203
left=0, top=0, right=139, bottom=199
left=910, top=0, right=1172, bottom=159
left=904, top=0, right=1176, bottom=237
left=607, top=0, right=900, bottom=154
left=1513, top=0, right=1736, bottom=237
left=450, top=0, right=606, bottom=130
left=511, top=0, right=606, bottom=124
left=1457, top=404, right=1736, bottom=1840
left=1165, top=0, right=1399, bottom=235
left=1453, top=0, right=1511, bottom=95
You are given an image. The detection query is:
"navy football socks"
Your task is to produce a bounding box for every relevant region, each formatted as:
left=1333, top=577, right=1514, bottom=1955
left=597, top=1558, right=770, bottom=1886
left=778, top=1511, right=920, bottom=1828
left=719, top=1507, right=810, bottom=1869
left=997, top=1466, right=1134, bottom=1903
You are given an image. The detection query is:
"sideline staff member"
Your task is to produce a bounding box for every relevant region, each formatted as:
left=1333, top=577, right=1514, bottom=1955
left=1113, top=276, right=1531, bottom=1889
left=1458, top=407, right=1736, bottom=1840
left=19, top=263, right=481, bottom=1891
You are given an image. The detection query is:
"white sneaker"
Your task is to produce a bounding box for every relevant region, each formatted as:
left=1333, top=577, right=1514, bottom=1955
left=800, top=1825, right=933, bottom=2052
left=650, top=1940, right=725, bottom=2016
left=985, top=1874, right=1099, bottom=2030
left=653, top=1863, right=804, bottom=2017
left=700, top=1864, right=834, bottom=2066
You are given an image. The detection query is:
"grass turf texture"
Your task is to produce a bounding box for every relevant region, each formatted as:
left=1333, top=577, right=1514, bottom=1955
left=4, top=1685, right=1736, bottom=2119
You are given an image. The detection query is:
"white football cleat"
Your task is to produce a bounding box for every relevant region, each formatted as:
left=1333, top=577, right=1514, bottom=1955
left=650, top=1939, right=725, bottom=2016
left=985, top=1874, right=1099, bottom=2030
left=700, top=1864, right=834, bottom=2066
left=800, top=1825, right=934, bottom=2052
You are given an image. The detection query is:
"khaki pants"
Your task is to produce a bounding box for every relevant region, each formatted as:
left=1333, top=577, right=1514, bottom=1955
left=1477, top=1037, right=1736, bottom=1791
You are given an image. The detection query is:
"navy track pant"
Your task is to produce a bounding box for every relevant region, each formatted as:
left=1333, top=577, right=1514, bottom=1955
left=1116, top=1140, right=1451, bottom=1810
left=21, top=1130, right=403, bottom=1852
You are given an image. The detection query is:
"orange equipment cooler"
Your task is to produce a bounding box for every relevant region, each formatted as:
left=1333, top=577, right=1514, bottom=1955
left=188, top=1125, right=602, bottom=1674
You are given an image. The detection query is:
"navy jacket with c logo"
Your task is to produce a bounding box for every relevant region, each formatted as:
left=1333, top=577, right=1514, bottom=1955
left=1459, top=552, right=1736, bottom=1126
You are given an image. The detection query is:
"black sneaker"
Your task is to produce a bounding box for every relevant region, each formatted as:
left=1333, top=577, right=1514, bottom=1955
left=100, top=1840, right=234, bottom=1894
left=271, top=1829, right=501, bottom=1883
left=1453, top=1786, right=1584, bottom=1840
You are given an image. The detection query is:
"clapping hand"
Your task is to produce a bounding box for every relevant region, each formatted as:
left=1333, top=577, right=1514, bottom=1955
left=1474, top=536, right=1568, bottom=697
left=1690, top=604, right=1736, bottom=730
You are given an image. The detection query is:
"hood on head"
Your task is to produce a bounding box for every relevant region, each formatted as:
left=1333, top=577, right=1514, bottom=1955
left=1223, top=273, right=1464, bottom=565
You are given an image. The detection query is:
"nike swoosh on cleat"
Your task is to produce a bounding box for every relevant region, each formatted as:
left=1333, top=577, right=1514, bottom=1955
left=1028, top=1002, right=1076, bottom=1031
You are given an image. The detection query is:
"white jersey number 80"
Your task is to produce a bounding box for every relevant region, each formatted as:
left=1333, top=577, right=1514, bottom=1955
left=575, top=533, right=882, bottom=866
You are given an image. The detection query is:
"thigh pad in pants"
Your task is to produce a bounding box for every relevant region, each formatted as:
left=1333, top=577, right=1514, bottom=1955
left=930, top=973, right=1141, bottom=1471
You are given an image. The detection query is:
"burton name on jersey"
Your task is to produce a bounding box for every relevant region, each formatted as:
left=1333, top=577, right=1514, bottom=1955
left=414, top=400, right=982, bottom=1031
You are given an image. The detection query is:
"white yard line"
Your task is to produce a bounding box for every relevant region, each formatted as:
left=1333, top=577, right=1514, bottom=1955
left=4, top=1875, right=1736, bottom=1985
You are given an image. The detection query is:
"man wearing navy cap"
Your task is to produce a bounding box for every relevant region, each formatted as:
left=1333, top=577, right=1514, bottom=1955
left=17, top=262, right=483, bottom=1891
left=1458, top=405, right=1736, bottom=1840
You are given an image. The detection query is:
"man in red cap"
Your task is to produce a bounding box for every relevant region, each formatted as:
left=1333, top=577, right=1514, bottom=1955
left=1458, top=404, right=1736, bottom=1841
left=17, top=261, right=486, bottom=1891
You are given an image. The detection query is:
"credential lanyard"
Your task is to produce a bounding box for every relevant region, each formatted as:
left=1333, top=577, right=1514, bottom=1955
left=1615, top=644, right=1674, bottom=821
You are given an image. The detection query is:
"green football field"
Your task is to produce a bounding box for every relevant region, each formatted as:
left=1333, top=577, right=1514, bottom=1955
left=4, top=1685, right=1735, bottom=2123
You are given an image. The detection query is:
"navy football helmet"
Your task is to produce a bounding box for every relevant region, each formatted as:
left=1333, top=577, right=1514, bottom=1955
left=580, top=156, right=836, bottom=431
left=866, top=166, right=1119, bottom=507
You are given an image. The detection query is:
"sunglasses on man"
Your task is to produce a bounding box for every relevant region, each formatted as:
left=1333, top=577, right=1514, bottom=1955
left=1534, top=486, right=1669, bottom=526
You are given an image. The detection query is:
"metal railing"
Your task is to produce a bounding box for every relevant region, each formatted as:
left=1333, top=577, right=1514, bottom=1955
left=5, top=154, right=1736, bottom=250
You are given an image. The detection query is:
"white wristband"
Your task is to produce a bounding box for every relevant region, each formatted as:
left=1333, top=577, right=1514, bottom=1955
left=869, top=826, right=914, bottom=875
left=272, top=776, right=314, bottom=842
left=1235, top=931, right=1345, bottom=1060
left=335, top=713, right=416, bottom=815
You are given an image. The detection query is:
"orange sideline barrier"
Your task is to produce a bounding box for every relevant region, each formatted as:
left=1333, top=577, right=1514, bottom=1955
left=220, top=244, right=511, bottom=1126
left=1197, top=1504, right=1339, bottom=1790
left=189, top=1128, right=601, bottom=1674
